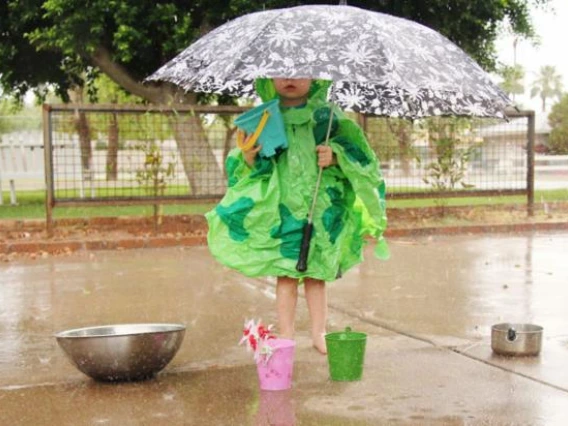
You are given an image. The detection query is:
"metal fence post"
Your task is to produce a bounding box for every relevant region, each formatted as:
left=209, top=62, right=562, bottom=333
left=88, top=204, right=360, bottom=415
left=43, top=105, right=54, bottom=236
left=526, top=110, right=535, bottom=217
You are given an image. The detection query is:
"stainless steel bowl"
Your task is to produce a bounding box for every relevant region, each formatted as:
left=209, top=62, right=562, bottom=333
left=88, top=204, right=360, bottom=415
left=55, top=323, right=186, bottom=381
left=491, top=323, right=543, bottom=357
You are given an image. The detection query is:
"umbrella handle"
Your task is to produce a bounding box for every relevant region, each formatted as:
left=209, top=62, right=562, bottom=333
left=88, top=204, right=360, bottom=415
left=296, top=222, right=314, bottom=272
left=296, top=103, right=336, bottom=273
left=236, top=109, right=270, bottom=151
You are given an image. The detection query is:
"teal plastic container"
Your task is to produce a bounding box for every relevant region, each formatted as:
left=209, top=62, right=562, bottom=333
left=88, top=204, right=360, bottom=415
left=325, top=327, right=367, bottom=381
left=234, top=99, right=287, bottom=158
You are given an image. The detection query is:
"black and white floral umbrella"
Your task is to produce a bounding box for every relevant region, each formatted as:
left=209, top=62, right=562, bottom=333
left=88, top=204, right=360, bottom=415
left=147, top=4, right=511, bottom=119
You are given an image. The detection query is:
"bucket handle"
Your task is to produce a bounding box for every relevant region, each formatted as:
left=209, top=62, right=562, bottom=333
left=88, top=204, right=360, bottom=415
left=236, top=109, right=271, bottom=152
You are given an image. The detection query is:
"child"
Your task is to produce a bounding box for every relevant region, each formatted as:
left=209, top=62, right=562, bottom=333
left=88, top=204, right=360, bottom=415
left=205, top=78, right=388, bottom=354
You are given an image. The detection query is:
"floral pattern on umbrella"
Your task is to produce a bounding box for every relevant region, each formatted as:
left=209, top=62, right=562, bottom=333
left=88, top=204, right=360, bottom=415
left=147, top=5, right=511, bottom=118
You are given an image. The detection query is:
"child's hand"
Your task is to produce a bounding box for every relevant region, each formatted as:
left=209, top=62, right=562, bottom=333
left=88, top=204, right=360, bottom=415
left=316, top=145, right=336, bottom=168
left=243, top=142, right=262, bottom=167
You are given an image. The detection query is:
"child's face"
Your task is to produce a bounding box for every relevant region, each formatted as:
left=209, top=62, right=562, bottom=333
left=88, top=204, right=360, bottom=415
left=273, top=78, right=312, bottom=106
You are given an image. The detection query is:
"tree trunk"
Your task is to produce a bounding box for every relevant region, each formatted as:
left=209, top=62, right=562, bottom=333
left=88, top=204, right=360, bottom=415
left=387, top=119, right=412, bottom=175
left=69, top=88, right=93, bottom=182
left=170, top=113, right=226, bottom=196
left=74, top=110, right=92, bottom=180
left=90, top=47, right=226, bottom=196
left=398, top=126, right=411, bottom=175
left=106, top=112, right=119, bottom=180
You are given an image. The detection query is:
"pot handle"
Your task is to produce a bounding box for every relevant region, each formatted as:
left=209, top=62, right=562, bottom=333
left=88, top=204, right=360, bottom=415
left=507, top=328, right=517, bottom=342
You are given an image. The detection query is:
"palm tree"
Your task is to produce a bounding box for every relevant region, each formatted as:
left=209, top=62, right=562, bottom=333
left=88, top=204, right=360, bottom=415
left=530, top=65, right=564, bottom=112
left=498, top=64, right=525, bottom=101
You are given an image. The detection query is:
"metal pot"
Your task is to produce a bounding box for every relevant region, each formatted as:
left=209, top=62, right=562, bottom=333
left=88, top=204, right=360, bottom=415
left=491, top=323, right=543, bottom=356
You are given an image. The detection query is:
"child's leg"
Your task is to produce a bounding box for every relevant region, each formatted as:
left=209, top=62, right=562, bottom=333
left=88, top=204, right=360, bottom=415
left=304, top=278, right=327, bottom=354
left=276, top=276, right=299, bottom=339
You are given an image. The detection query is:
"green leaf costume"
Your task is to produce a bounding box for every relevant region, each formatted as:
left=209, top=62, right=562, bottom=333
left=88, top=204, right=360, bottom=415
left=205, top=79, right=388, bottom=282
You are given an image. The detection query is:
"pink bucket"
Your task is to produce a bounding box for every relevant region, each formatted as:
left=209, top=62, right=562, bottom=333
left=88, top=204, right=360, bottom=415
left=256, top=338, right=296, bottom=391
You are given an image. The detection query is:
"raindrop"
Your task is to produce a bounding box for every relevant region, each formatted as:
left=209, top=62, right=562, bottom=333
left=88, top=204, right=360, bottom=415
left=262, top=287, right=276, bottom=300
left=347, top=405, right=366, bottom=411
left=38, top=356, right=51, bottom=365
left=242, top=282, right=257, bottom=291
left=151, top=412, right=168, bottom=418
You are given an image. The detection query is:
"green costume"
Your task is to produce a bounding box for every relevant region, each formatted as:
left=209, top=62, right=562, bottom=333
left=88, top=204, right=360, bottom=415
left=205, top=79, right=388, bottom=282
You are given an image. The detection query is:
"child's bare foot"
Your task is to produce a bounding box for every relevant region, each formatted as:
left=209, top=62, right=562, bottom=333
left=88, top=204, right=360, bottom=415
left=312, top=333, right=327, bottom=355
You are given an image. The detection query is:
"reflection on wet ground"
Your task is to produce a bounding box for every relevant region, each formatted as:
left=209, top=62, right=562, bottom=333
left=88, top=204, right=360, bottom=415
left=333, top=232, right=568, bottom=339
left=2, top=232, right=568, bottom=425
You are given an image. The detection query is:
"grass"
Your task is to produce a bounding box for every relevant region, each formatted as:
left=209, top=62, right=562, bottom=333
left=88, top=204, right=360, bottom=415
left=388, top=188, right=568, bottom=209
left=1, top=188, right=567, bottom=220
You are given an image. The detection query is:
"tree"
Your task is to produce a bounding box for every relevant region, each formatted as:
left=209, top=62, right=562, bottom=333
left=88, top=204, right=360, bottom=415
left=0, top=0, right=552, bottom=193
left=498, top=64, right=525, bottom=101
left=0, top=0, right=79, bottom=102
left=530, top=65, right=564, bottom=112
left=92, top=75, right=145, bottom=180
left=0, top=98, right=41, bottom=134
left=548, top=94, right=568, bottom=154
left=2, top=1, right=548, bottom=100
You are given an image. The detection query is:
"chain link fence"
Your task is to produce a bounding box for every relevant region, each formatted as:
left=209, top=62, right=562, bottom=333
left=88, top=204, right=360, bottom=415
left=41, top=105, right=535, bottom=230
left=360, top=110, right=534, bottom=199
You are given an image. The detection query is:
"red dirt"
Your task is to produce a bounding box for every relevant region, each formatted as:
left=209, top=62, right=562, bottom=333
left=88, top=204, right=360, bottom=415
left=1, top=204, right=567, bottom=260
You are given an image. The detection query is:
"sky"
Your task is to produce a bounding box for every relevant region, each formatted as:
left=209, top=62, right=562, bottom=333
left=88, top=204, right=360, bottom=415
left=495, top=0, right=568, bottom=112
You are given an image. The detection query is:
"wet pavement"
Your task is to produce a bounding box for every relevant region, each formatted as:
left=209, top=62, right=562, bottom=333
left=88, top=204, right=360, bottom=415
left=1, top=231, right=568, bottom=425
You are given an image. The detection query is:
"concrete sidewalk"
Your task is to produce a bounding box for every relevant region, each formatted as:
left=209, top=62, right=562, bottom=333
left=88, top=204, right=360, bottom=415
left=1, top=232, right=568, bottom=425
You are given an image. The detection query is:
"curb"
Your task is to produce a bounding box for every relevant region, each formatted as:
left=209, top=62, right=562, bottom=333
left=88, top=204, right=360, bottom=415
left=2, top=221, right=568, bottom=257
left=385, top=221, right=568, bottom=237
left=0, top=235, right=207, bottom=256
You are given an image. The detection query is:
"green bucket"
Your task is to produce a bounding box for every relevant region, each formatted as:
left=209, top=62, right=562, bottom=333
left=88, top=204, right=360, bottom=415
left=325, top=327, right=367, bottom=381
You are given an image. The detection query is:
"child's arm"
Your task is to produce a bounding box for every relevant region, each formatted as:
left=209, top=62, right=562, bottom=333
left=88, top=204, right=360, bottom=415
left=225, top=136, right=271, bottom=188
left=244, top=144, right=262, bottom=167
left=225, top=148, right=253, bottom=188
left=329, top=118, right=389, bottom=259
left=238, top=131, right=262, bottom=167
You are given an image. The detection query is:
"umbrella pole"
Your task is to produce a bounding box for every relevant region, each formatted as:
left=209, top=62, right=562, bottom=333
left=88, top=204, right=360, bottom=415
left=296, top=104, right=336, bottom=272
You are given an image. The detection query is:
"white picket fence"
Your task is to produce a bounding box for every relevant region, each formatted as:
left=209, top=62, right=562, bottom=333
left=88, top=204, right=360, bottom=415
left=1, top=129, right=567, bottom=206
left=535, top=155, right=568, bottom=174
left=0, top=131, right=44, bottom=205
left=0, top=130, right=227, bottom=205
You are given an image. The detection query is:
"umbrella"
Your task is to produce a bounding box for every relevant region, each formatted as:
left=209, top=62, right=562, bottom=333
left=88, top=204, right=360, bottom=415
left=147, top=4, right=512, bottom=271
left=147, top=4, right=511, bottom=119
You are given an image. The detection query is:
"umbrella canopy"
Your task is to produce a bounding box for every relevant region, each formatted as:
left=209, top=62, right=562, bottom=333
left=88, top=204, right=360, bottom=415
left=147, top=4, right=511, bottom=119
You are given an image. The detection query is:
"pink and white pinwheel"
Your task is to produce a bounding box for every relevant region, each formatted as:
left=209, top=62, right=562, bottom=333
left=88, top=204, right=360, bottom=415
left=239, top=319, right=277, bottom=364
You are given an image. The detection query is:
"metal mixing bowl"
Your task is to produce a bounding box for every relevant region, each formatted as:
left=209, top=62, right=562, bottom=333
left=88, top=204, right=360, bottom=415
left=55, top=323, right=186, bottom=381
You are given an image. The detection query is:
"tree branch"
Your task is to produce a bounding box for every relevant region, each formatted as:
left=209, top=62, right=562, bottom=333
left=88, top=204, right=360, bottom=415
left=89, top=46, right=194, bottom=105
